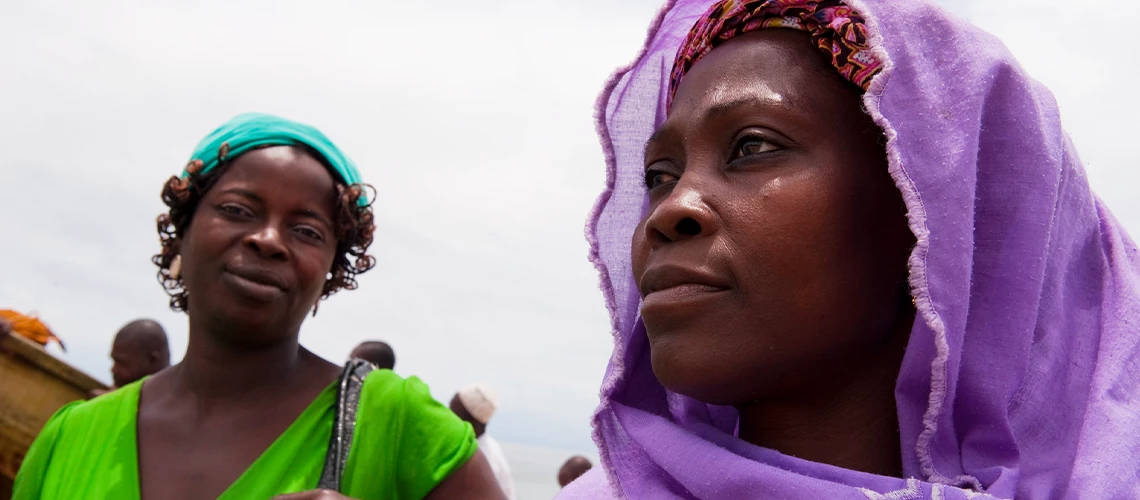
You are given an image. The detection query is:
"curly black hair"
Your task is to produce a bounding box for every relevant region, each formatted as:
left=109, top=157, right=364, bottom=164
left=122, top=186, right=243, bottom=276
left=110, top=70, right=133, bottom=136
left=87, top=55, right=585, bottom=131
left=152, top=144, right=376, bottom=313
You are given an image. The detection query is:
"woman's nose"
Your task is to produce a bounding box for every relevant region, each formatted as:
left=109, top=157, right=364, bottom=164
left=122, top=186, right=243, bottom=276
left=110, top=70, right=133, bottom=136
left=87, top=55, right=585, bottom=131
left=642, top=182, right=717, bottom=249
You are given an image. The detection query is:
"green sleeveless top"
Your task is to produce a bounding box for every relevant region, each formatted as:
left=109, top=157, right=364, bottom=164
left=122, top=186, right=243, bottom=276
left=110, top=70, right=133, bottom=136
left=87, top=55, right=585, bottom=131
left=12, top=370, right=477, bottom=500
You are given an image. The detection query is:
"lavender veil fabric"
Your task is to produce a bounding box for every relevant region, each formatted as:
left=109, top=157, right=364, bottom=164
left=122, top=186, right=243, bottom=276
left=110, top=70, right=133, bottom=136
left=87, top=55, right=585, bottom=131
left=559, top=0, right=1140, bottom=498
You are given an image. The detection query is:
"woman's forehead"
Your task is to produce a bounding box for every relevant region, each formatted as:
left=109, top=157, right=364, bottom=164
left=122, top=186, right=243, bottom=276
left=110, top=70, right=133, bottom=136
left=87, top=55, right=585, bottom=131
left=211, top=147, right=339, bottom=205
left=661, top=31, right=855, bottom=135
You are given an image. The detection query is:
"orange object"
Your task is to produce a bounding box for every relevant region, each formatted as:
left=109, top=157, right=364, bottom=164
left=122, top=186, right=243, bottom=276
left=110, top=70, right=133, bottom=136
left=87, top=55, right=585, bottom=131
left=0, top=310, right=66, bottom=352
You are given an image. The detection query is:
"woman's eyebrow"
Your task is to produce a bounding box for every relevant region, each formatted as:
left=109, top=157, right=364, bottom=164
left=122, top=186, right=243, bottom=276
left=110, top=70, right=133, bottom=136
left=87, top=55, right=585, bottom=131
left=644, top=126, right=678, bottom=159
left=644, top=92, right=790, bottom=157
left=217, top=187, right=264, bottom=204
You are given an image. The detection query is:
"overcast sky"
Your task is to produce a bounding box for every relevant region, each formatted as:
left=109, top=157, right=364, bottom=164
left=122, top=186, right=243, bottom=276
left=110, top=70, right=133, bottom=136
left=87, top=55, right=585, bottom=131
left=0, top=0, right=1135, bottom=455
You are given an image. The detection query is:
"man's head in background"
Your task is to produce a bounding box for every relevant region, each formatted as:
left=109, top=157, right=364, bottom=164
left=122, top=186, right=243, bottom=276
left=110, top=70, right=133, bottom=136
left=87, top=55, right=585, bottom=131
left=110, top=319, right=170, bottom=387
left=449, top=383, right=498, bottom=438
left=558, top=455, right=593, bottom=487
left=350, top=340, right=395, bottom=370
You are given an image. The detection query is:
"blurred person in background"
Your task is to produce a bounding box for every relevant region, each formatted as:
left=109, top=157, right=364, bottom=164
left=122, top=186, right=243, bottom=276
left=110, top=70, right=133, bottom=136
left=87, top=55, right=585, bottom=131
left=557, top=456, right=592, bottom=488
left=349, top=340, right=395, bottom=370
left=109, top=319, right=171, bottom=388
left=450, top=384, right=516, bottom=500
left=90, top=319, right=171, bottom=398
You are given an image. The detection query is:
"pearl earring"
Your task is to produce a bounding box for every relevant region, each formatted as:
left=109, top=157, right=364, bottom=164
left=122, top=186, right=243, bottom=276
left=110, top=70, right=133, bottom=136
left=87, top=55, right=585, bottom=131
left=170, top=255, right=182, bottom=280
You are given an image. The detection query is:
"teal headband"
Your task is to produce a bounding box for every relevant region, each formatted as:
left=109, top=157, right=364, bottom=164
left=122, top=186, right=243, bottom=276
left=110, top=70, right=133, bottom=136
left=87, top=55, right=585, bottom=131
left=185, top=112, right=367, bottom=206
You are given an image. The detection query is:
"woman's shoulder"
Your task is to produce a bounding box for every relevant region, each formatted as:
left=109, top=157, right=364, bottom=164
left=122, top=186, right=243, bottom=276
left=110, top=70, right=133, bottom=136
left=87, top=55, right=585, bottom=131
left=353, top=368, right=474, bottom=449
left=46, top=381, right=141, bottom=435
left=359, top=369, right=436, bottom=410
left=346, top=370, right=477, bottom=499
left=353, top=369, right=476, bottom=457
left=13, top=382, right=141, bottom=497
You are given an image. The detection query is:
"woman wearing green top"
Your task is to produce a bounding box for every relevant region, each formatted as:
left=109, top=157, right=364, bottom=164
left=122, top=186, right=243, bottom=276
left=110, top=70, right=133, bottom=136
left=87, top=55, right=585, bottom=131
left=13, top=113, right=505, bottom=500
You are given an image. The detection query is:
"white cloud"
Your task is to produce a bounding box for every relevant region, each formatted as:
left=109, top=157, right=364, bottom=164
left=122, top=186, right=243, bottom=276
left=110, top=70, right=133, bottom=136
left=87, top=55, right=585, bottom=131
left=0, top=0, right=1134, bottom=455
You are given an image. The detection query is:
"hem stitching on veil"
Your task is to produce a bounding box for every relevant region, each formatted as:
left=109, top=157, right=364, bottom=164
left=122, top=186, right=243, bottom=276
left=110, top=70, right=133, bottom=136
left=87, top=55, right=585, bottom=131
left=588, top=0, right=683, bottom=497
left=848, top=0, right=982, bottom=492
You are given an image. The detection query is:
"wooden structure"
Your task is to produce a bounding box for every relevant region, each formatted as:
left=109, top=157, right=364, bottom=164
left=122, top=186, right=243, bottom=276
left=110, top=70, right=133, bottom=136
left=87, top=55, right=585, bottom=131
left=0, top=334, right=107, bottom=499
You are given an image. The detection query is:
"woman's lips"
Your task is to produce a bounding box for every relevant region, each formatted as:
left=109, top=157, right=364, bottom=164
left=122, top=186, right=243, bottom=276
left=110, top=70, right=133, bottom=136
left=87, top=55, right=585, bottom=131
left=641, top=283, right=730, bottom=310
left=639, top=265, right=732, bottom=313
left=222, top=270, right=285, bottom=302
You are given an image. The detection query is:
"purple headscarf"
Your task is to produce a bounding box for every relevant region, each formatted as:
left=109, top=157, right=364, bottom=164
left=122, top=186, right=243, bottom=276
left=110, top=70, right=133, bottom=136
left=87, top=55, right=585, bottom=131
left=559, top=0, right=1140, bottom=498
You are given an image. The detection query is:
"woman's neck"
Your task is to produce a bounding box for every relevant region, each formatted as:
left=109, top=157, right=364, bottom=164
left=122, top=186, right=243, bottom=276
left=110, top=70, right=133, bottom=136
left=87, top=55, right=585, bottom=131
left=171, top=315, right=316, bottom=403
left=735, top=312, right=912, bottom=477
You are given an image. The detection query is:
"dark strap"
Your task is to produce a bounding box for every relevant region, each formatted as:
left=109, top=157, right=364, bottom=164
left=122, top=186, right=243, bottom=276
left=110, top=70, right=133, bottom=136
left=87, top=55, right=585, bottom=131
left=317, top=358, right=375, bottom=491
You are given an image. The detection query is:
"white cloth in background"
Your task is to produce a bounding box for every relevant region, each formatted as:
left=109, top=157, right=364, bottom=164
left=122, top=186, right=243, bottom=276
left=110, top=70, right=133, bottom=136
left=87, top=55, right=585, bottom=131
left=478, top=434, right=516, bottom=500
left=457, top=383, right=499, bottom=424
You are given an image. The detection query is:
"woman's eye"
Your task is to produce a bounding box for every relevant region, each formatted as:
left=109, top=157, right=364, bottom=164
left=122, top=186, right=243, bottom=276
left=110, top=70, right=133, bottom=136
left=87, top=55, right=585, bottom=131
left=732, top=137, right=779, bottom=159
left=218, top=204, right=250, bottom=217
left=295, top=226, right=325, bottom=242
left=644, top=169, right=678, bottom=189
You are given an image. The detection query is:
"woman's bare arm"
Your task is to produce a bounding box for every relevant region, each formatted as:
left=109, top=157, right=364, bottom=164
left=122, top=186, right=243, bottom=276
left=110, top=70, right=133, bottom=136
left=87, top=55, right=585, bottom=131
left=424, top=450, right=506, bottom=500
left=271, top=451, right=505, bottom=500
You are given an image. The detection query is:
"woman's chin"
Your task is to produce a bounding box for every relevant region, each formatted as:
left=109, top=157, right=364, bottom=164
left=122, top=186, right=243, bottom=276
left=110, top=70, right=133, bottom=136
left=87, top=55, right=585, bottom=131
left=204, top=306, right=296, bottom=346
left=650, top=345, right=770, bottom=407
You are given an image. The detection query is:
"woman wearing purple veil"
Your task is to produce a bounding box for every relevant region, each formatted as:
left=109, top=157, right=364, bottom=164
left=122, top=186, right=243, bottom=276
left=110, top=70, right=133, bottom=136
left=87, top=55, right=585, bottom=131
left=561, top=0, right=1140, bottom=498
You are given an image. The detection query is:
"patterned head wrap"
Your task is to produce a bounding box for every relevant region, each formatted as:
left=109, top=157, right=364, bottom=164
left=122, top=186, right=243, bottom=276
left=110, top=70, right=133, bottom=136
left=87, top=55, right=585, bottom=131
left=668, top=0, right=883, bottom=108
